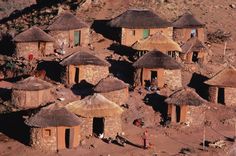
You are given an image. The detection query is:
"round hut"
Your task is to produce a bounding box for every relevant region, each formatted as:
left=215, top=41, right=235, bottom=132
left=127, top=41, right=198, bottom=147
left=94, top=76, right=129, bottom=105
left=12, top=76, right=54, bottom=109
left=66, top=93, right=123, bottom=138
left=25, top=107, right=81, bottom=151
left=132, top=32, right=182, bottom=59
left=204, top=68, right=236, bottom=106
left=133, top=51, right=182, bottom=90
left=165, top=87, right=207, bottom=126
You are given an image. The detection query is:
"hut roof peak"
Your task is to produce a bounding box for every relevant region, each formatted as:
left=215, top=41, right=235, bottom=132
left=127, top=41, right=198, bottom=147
left=94, top=76, right=129, bottom=92
left=173, top=12, right=205, bottom=28
left=65, top=93, right=123, bottom=117
left=181, top=37, right=208, bottom=54
left=13, top=26, right=54, bottom=42
left=204, top=68, right=236, bottom=88
left=108, top=9, right=171, bottom=29
left=25, top=107, right=82, bottom=128
left=133, top=51, right=182, bottom=69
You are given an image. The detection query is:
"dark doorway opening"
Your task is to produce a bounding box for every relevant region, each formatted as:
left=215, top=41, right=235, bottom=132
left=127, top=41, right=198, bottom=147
left=192, top=52, right=199, bottom=62
left=191, top=29, right=197, bottom=38
left=176, top=106, right=181, bottom=123
left=74, top=67, right=79, bottom=84
left=151, top=71, right=157, bottom=80
left=65, top=128, right=70, bottom=148
left=218, top=88, right=225, bottom=104
left=93, top=117, right=104, bottom=136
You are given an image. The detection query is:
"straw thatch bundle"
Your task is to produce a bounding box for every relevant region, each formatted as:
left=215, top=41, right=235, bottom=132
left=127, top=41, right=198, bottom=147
left=14, top=26, right=54, bottom=42
left=133, top=51, right=182, bottom=69
left=132, top=32, right=182, bottom=52
left=173, top=13, right=205, bottom=28
left=66, top=94, right=123, bottom=117
left=60, top=51, right=111, bottom=66
left=47, top=11, right=89, bottom=31
left=94, top=76, right=129, bottom=93
left=25, top=107, right=81, bottom=128
left=108, top=9, right=171, bottom=29
left=165, top=87, right=207, bottom=106
left=204, top=68, right=236, bottom=88
left=13, top=76, right=53, bottom=91
left=181, top=37, right=208, bottom=54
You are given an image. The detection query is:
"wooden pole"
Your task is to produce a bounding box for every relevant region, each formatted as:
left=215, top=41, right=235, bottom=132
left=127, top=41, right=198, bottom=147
left=234, top=120, right=236, bottom=142
left=203, top=111, right=206, bottom=150
left=223, top=42, right=227, bottom=63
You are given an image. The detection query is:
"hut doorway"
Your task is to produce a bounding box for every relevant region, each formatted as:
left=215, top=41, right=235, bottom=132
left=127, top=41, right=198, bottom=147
left=74, top=67, right=80, bottom=84
left=92, top=117, right=104, bottom=136
left=192, top=52, right=199, bottom=62
left=65, top=128, right=74, bottom=149
left=218, top=88, right=225, bottom=104
left=151, top=71, right=158, bottom=86
left=74, top=31, right=81, bottom=47
left=191, top=29, right=197, bottom=38
left=38, top=42, right=46, bottom=56
left=176, top=105, right=181, bottom=123
left=143, top=29, right=150, bottom=39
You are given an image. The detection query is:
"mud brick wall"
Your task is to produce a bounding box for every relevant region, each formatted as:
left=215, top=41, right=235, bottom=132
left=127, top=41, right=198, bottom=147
left=173, top=27, right=205, bottom=43
left=79, top=65, right=109, bottom=85
left=99, top=88, right=129, bottom=106
left=30, top=127, right=57, bottom=151
left=12, top=88, right=53, bottom=109
left=121, top=27, right=173, bottom=46
left=224, top=87, right=236, bottom=106
left=186, top=105, right=206, bottom=126
left=164, top=69, right=182, bottom=90
left=104, top=116, right=122, bottom=138
left=49, top=28, right=90, bottom=50
left=15, top=42, right=54, bottom=59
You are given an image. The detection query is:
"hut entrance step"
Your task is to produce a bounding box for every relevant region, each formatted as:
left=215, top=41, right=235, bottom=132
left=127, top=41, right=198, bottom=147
left=93, top=117, right=104, bottom=137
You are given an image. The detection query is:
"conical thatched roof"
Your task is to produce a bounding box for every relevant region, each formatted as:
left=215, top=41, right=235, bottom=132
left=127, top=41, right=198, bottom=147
left=165, top=88, right=207, bottom=106
left=108, top=9, right=171, bottom=29
left=181, top=37, right=208, bottom=54
left=133, top=51, right=182, bottom=69
left=65, top=93, right=123, bottom=117
left=13, top=76, right=53, bottom=91
left=94, top=76, right=129, bottom=93
left=172, top=13, right=205, bottom=28
left=60, top=51, right=111, bottom=66
left=14, top=26, right=54, bottom=42
left=204, top=68, right=236, bottom=88
left=25, top=107, right=82, bottom=128
left=132, top=32, right=182, bottom=52
left=47, top=12, right=89, bottom=31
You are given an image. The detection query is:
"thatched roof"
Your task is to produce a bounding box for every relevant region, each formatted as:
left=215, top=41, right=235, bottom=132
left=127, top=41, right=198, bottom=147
left=13, top=76, right=53, bottom=91
left=65, top=93, right=123, bottom=117
left=47, top=12, right=89, bottom=31
left=204, top=68, right=236, bottom=88
left=14, top=26, right=54, bottom=42
left=108, top=9, right=171, bottom=29
left=181, top=37, right=208, bottom=54
left=172, top=13, right=205, bottom=28
left=133, top=51, right=182, bottom=69
left=165, top=88, right=207, bottom=106
left=94, top=76, right=129, bottom=93
left=132, top=32, right=182, bottom=52
left=60, top=51, right=111, bottom=66
left=25, top=107, right=81, bottom=128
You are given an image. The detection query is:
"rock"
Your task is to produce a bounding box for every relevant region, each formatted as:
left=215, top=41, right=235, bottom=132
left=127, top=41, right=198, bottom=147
left=230, top=4, right=236, bottom=9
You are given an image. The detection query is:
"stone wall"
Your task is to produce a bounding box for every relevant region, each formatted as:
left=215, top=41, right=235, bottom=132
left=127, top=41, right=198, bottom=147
left=67, top=65, right=109, bottom=85
left=224, top=87, right=236, bottom=106
left=173, top=27, right=205, bottom=43
left=208, top=86, right=218, bottom=103
left=99, top=88, right=129, bottom=105
left=164, top=69, right=182, bottom=90
left=49, top=28, right=90, bottom=51
left=12, top=88, right=53, bottom=109
left=80, top=116, right=122, bottom=139
left=30, top=127, right=57, bottom=151
left=15, top=42, right=54, bottom=59
left=121, top=27, right=173, bottom=46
